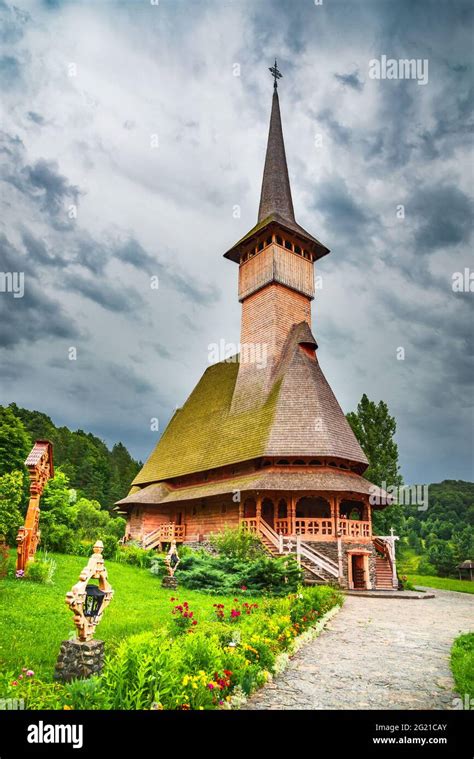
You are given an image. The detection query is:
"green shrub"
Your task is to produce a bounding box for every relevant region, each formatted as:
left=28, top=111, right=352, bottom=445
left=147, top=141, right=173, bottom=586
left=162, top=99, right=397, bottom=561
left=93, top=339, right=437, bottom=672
left=116, top=543, right=155, bottom=568
left=451, top=632, right=474, bottom=700
left=209, top=526, right=263, bottom=560
left=154, top=550, right=303, bottom=595
left=24, top=553, right=56, bottom=585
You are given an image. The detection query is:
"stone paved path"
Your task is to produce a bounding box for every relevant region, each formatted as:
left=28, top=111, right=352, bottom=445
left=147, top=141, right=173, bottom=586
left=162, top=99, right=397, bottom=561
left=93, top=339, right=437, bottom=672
left=246, top=589, right=473, bottom=710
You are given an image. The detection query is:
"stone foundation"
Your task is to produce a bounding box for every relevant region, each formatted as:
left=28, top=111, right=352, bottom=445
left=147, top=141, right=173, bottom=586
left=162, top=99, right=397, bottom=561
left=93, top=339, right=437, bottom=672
left=302, top=541, right=377, bottom=590
left=161, top=575, right=178, bottom=589
left=54, top=639, right=104, bottom=682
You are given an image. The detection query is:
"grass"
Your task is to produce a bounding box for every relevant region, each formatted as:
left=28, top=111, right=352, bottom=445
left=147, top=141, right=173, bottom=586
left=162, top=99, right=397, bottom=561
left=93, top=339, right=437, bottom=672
left=451, top=633, right=474, bottom=700
left=407, top=574, right=474, bottom=594
left=0, top=552, right=257, bottom=681
left=397, top=547, right=422, bottom=574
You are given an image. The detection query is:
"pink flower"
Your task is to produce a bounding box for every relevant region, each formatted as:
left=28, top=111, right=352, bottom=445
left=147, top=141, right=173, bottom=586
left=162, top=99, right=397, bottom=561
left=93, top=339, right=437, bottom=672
left=11, top=681, right=18, bottom=686
left=208, top=683, right=215, bottom=690
left=26, top=670, right=34, bottom=677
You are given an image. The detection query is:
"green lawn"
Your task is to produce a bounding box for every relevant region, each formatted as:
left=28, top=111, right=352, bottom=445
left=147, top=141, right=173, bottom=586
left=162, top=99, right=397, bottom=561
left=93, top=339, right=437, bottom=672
left=451, top=633, right=474, bottom=700
left=407, top=574, right=474, bottom=594
left=0, top=553, right=256, bottom=681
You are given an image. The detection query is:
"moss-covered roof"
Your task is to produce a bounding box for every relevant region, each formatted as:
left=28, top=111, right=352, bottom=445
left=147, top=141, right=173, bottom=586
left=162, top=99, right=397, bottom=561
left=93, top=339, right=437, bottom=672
left=132, top=360, right=281, bottom=486
left=131, top=323, right=368, bottom=489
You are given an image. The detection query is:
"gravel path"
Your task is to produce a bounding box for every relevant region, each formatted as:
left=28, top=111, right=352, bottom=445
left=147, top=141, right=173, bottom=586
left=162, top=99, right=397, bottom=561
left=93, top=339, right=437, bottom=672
left=246, top=589, right=473, bottom=710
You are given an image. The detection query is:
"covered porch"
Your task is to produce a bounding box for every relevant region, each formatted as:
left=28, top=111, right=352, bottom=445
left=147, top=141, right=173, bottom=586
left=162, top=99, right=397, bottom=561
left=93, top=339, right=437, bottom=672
left=239, top=492, right=372, bottom=541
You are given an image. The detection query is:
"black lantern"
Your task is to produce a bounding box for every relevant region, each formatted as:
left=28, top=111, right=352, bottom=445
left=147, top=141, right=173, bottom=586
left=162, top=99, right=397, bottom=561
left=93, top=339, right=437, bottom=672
left=84, top=584, right=106, bottom=620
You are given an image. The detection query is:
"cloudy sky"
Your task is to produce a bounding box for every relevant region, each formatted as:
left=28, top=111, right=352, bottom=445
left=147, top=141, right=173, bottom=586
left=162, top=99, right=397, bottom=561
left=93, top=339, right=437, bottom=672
left=0, top=0, right=472, bottom=486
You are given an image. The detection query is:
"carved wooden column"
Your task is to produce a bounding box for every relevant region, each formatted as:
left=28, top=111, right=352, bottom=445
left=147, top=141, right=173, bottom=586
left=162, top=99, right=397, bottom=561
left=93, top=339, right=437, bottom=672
left=366, top=497, right=372, bottom=536
left=290, top=495, right=296, bottom=536
left=256, top=493, right=262, bottom=529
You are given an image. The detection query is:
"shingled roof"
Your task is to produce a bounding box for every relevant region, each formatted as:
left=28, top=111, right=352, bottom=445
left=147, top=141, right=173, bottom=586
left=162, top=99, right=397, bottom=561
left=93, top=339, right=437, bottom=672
left=131, top=323, right=368, bottom=487
left=223, top=89, right=330, bottom=263
left=119, top=468, right=388, bottom=508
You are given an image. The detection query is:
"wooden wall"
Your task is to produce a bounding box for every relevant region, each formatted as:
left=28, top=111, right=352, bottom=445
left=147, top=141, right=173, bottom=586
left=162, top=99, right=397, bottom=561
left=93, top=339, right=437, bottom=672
left=128, top=496, right=240, bottom=542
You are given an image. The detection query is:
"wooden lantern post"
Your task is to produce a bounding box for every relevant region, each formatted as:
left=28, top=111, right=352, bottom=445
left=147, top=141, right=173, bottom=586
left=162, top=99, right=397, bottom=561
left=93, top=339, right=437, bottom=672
left=65, top=540, right=114, bottom=642
left=16, top=440, right=54, bottom=574
left=55, top=541, right=113, bottom=682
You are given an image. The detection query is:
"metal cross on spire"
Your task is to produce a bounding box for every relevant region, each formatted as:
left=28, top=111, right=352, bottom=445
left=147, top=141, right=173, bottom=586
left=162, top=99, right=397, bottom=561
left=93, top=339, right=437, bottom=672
left=269, top=58, right=282, bottom=89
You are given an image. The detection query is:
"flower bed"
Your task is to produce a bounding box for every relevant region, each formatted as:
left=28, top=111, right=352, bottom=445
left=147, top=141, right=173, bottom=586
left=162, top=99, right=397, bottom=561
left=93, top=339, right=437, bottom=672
left=0, top=585, right=343, bottom=710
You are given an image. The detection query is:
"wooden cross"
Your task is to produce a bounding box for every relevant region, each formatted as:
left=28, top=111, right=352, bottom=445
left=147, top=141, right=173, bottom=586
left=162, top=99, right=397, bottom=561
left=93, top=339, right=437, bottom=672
left=269, top=59, right=282, bottom=89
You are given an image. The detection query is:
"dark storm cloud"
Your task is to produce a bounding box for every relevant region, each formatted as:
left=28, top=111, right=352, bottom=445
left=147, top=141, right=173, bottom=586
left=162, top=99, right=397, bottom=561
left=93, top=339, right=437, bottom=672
left=27, top=111, right=45, bottom=125
left=0, top=2, right=29, bottom=45
left=115, top=237, right=220, bottom=307
left=1, top=130, right=81, bottom=229
left=22, top=229, right=67, bottom=269
left=334, top=71, right=363, bottom=91
left=314, top=176, right=372, bottom=244
left=316, top=108, right=352, bottom=147
left=410, top=185, right=473, bottom=254
left=0, top=55, right=20, bottom=88
left=61, top=272, right=141, bottom=314
left=0, top=234, right=79, bottom=347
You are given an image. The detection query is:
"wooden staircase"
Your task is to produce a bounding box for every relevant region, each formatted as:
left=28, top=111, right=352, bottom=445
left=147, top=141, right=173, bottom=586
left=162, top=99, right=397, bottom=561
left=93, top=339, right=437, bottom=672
left=375, top=555, right=394, bottom=589
left=257, top=520, right=340, bottom=585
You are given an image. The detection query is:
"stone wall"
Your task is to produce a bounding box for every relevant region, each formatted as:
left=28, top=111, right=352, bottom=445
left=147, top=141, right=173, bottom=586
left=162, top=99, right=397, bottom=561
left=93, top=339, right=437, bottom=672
left=54, top=639, right=104, bottom=683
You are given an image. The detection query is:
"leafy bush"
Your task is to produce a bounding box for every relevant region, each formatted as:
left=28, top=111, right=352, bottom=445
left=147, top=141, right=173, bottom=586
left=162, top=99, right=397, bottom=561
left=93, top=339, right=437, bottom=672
left=24, top=553, right=57, bottom=585
left=0, top=471, right=24, bottom=545
left=209, top=526, right=263, bottom=560
left=116, top=542, right=155, bottom=568
left=451, top=632, right=474, bottom=700
left=154, top=549, right=303, bottom=595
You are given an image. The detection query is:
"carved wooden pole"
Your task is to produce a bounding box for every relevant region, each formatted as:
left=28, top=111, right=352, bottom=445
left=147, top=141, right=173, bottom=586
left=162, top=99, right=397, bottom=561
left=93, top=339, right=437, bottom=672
left=16, top=440, right=54, bottom=573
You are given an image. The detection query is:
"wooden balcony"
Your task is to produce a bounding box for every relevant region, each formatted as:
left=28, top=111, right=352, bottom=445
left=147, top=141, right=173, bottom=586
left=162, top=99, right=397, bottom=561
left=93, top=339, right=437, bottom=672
left=242, top=516, right=371, bottom=541
left=142, top=523, right=186, bottom=550
left=295, top=518, right=333, bottom=539
left=339, top=519, right=370, bottom=539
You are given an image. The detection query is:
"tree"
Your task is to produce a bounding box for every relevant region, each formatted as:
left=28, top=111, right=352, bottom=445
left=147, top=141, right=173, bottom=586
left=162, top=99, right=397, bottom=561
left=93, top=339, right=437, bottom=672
left=347, top=394, right=403, bottom=534
left=0, top=407, right=31, bottom=477
left=0, top=470, right=24, bottom=544
left=347, top=394, right=403, bottom=489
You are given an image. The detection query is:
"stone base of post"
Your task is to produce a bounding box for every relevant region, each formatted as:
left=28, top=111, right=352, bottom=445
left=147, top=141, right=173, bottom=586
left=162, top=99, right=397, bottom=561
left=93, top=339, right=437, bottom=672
left=161, top=575, right=178, bottom=589
left=54, top=639, right=104, bottom=682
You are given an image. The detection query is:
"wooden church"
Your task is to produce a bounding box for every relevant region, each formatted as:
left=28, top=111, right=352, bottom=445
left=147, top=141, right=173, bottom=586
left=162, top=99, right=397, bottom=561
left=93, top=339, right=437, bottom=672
left=118, top=68, right=398, bottom=591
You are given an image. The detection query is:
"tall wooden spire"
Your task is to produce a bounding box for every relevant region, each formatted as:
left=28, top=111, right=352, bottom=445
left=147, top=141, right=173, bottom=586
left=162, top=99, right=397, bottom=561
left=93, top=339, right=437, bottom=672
left=258, top=88, right=295, bottom=224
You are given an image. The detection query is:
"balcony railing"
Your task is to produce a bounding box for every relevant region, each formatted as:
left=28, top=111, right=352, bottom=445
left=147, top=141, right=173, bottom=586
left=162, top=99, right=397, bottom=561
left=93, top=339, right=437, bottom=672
left=339, top=519, right=370, bottom=539
left=275, top=518, right=290, bottom=535
left=142, top=523, right=186, bottom=550
left=295, top=518, right=334, bottom=539
left=240, top=518, right=258, bottom=533
left=241, top=516, right=371, bottom=541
